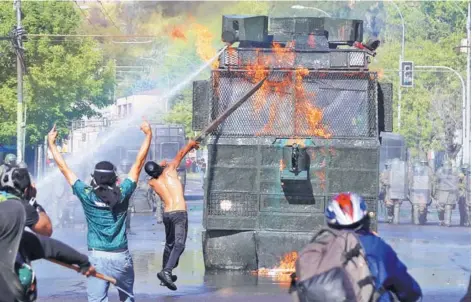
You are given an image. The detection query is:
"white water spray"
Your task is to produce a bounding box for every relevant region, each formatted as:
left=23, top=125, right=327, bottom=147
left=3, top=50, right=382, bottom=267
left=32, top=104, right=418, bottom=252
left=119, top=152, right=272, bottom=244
left=36, top=47, right=227, bottom=222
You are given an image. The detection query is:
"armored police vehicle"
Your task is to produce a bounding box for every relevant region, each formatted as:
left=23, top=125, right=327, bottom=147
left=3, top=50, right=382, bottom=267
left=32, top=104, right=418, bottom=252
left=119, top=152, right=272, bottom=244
left=192, top=15, right=393, bottom=270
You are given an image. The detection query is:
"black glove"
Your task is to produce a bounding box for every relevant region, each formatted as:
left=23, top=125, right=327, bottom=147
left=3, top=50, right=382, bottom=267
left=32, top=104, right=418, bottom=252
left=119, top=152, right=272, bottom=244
left=29, top=197, right=46, bottom=214
left=78, top=261, right=92, bottom=274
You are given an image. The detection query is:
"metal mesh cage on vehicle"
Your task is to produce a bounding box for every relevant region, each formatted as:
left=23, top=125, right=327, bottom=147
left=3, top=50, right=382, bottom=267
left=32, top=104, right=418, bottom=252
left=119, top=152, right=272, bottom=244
left=210, top=70, right=378, bottom=138
left=218, top=48, right=367, bottom=70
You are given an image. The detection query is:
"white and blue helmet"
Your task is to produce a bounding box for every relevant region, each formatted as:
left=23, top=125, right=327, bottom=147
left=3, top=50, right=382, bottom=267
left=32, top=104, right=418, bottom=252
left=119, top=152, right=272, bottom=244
left=325, top=192, right=368, bottom=226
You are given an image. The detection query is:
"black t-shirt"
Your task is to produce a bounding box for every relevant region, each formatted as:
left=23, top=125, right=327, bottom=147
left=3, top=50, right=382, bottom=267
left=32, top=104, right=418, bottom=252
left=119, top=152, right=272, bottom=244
left=0, top=192, right=39, bottom=228
left=0, top=199, right=28, bottom=301
left=22, top=202, right=39, bottom=228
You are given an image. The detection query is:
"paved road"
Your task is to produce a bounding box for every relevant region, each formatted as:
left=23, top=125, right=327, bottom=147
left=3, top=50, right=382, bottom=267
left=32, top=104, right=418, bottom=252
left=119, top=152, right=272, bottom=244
left=34, top=179, right=470, bottom=301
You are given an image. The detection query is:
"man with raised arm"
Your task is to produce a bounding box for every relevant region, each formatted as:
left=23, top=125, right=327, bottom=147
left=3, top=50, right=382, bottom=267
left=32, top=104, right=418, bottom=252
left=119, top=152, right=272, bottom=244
left=48, top=121, right=152, bottom=302
left=144, top=139, right=200, bottom=291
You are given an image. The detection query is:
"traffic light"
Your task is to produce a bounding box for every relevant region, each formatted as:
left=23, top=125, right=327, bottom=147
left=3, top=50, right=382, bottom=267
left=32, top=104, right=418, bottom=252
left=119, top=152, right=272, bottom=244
left=400, top=61, right=414, bottom=87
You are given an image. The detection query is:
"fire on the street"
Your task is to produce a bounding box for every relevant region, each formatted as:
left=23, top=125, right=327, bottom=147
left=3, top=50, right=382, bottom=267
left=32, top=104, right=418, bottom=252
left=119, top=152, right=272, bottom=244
left=252, top=251, right=298, bottom=282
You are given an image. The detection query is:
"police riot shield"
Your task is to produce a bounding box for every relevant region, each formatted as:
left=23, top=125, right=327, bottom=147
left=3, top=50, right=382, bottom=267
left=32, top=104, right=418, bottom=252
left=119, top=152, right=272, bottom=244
left=436, top=169, right=459, bottom=192
left=436, top=168, right=460, bottom=205
left=410, top=165, right=430, bottom=205
left=388, top=159, right=407, bottom=200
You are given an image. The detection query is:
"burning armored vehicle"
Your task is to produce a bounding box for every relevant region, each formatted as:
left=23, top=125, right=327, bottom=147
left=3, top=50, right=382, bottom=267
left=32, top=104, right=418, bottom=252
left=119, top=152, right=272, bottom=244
left=192, top=15, right=393, bottom=271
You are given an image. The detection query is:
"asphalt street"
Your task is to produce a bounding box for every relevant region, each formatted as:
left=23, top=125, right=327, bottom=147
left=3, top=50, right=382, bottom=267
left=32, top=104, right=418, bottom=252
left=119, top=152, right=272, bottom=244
left=34, top=178, right=470, bottom=302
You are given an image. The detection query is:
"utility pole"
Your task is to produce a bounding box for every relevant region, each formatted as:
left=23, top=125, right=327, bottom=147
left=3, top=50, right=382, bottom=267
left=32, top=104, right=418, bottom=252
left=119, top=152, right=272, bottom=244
left=466, top=0, right=471, bottom=165
left=15, top=0, right=24, bottom=163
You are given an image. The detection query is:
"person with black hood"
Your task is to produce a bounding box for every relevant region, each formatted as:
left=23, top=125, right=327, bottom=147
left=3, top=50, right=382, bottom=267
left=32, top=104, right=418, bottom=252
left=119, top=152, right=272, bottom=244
left=0, top=166, right=96, bottom=302
left=48, top=121, right=152, bottom=302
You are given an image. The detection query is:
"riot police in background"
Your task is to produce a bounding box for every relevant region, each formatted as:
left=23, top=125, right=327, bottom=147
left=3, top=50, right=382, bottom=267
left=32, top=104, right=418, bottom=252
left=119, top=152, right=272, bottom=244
left=409, top=159, right=433, bottom=225
left=458, top=164, right=471, bottom=227
left=379, top=161, right=390, bottom=218
left=0, top=153, right=17, bottom=176
left=381, top=158, right=407, bottom=224
left=433, top=161, right=460, bottom=227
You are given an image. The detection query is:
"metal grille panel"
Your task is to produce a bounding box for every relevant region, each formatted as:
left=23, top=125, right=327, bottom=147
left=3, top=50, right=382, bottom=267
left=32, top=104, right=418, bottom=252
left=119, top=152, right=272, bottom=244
left=379, top=83, right=393, bottom=132
left=208, top=192, right=258, bottom=217
left=192, top=80, right=211, bottom=131
left=218, top=48, right=367, bottom=70
left=210, top=70, right=377, bottom=138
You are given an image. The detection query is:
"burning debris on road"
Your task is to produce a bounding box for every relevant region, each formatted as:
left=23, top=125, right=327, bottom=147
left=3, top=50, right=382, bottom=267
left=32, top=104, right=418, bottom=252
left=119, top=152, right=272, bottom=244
left=252, top=252, right=298, bottom=282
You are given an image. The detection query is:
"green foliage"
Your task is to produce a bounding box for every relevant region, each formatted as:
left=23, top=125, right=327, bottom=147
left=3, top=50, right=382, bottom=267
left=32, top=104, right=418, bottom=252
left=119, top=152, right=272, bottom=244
left=0, top=1, right=115, bottom=145
left=0, top=0, right=467, bottom=160
left=368, top=1, right=467, bottom=159
left=163, top=88, right=193, bottom=138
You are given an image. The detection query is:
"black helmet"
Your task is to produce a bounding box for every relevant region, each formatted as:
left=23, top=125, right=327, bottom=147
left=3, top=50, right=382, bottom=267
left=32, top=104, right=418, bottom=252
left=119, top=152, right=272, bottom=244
left=144, top=161, right=164, bottom=179
left=0, top=167, right=31, bottom=197
left=4, top=153, right=17, bottom=166
left=17, top=162, right=28, bottom=169
left=92, top=161, right=117, bottom=186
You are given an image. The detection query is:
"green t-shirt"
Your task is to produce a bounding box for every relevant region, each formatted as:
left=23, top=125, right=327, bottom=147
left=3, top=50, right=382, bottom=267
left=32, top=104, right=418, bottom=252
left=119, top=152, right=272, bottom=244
left=72, top=178, right=137, bottom=251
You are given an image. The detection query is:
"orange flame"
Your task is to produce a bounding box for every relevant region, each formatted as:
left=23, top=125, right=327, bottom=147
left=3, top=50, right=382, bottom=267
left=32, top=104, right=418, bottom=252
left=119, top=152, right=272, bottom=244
left=239, top=45, right=332, bottom=138
left=294, top=68, right=331, bottom=138
left=253, top=251, right=298, bottom=282
left=376, top=69, right=384, bottom=80
left=287, top=139, right=306, bottom=147
left=193, top=23, right=218, bottom=68
left=169, top=26, right=187, bottom=41
left=316, top=170, right=326, bottom=191
left=307, top=34, right=316, bottom=49
left=165, top=20, right=218, bottom=68
left=280, top=159, right=286, bottom=172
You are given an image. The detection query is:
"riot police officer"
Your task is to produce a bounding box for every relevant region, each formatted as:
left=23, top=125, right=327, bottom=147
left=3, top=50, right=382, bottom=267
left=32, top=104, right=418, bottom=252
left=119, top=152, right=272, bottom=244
left=459, top=164, right=471, bottom=227
left=379, top=161, right=390, bottom=218
left=409, top=159, right=433, bottom=225
left=380, top=158, right=407, bottom=224
left=0, top=153, right=17, bottom=176
left=433, top=161, right=460, bottom=227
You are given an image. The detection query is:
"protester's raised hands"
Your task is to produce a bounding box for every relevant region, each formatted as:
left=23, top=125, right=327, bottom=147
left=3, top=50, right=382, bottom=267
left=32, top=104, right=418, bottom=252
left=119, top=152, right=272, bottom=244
left=48, top=124, right=58, bottom=146
left=140, top=120, right=152, bottom=135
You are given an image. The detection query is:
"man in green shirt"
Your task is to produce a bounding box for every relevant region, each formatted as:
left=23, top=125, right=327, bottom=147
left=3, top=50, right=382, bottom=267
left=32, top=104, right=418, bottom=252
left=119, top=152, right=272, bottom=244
left=48, top=121, right=152, bottom=302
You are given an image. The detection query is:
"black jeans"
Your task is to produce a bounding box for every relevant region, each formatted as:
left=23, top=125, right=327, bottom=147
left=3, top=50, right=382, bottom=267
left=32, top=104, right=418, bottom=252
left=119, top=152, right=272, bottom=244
left=162, top=211, right=188, bottom=272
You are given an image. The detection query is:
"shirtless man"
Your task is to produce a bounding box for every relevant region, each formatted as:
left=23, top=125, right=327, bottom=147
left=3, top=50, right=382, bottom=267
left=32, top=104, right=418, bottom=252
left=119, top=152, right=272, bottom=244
left=144, top=139, right=200, bottom=291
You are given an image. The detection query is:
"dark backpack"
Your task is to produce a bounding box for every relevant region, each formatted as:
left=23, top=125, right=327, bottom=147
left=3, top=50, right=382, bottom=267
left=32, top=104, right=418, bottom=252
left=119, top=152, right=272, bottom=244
left=290, top=228, right=383, bottom=302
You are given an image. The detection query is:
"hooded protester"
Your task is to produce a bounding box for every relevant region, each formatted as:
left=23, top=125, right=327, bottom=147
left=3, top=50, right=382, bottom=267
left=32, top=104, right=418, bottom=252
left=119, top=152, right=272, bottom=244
left=47, top=121, right=152, bottom=302
left=90, top=161, right=121, bottom=209
left=0, top=166, right=95, bottom=302
left=291, top=193, right=422, bottom=302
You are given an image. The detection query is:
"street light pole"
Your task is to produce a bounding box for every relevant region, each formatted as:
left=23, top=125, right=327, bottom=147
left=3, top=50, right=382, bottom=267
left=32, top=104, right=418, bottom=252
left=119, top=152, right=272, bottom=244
left=415, top=66, right=467, bottom=164
left=467, top=1, right=471, bottom=165
left=389, top=1, right=405, bottom=131
left=15, top=0, right=24, bottom=163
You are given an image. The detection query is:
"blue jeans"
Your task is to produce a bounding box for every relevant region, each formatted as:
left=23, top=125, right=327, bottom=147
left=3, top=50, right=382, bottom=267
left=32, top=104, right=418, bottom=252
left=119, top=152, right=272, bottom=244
left=87, top=249, right=134, bottom=302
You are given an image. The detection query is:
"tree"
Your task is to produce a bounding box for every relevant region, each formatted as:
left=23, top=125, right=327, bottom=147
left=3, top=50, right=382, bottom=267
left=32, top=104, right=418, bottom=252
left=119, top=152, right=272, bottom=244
left=0, top=1, right=115, bottom=145
left=369, top=1, right=467, bottom=160
left=163, top=88, right=193, bottom=138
